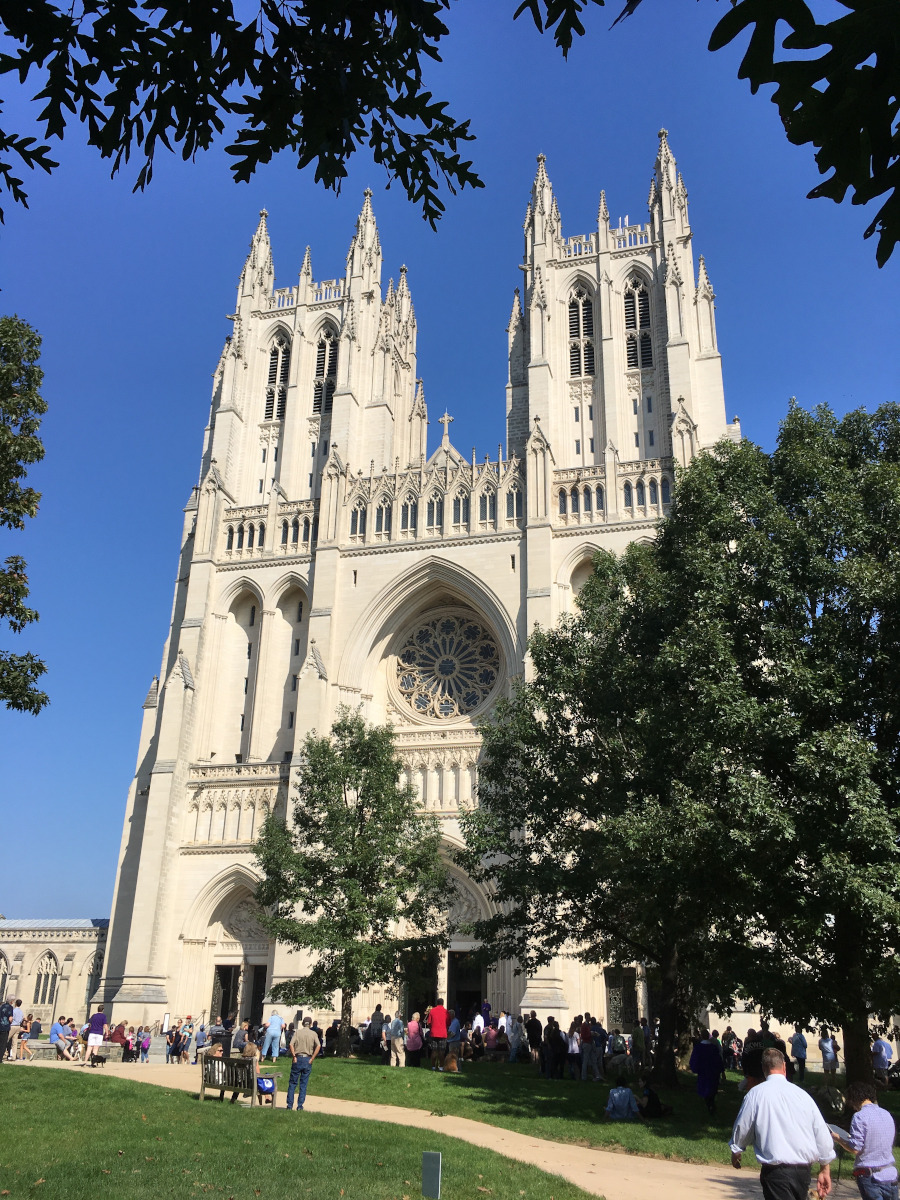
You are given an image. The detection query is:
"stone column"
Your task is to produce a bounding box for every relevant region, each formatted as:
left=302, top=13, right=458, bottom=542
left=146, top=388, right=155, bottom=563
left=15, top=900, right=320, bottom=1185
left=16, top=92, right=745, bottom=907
left=518, top=960, right=568, bottom=1026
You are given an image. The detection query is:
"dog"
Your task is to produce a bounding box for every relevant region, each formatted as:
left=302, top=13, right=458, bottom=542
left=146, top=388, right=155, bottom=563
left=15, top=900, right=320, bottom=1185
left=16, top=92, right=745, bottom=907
left=443, top=1051, right=459, bottom=1074
left=89, top=1052, right=107, bottom=1068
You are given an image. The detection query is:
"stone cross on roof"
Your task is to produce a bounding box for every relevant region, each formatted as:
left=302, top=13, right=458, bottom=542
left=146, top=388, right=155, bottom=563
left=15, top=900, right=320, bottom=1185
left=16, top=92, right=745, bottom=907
left=438, top=411, right=454, bottom=445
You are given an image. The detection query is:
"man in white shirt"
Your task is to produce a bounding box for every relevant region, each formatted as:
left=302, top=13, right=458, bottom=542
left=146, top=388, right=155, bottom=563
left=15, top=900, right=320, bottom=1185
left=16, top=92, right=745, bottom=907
left=730, top=1047, right=834, bottom=1200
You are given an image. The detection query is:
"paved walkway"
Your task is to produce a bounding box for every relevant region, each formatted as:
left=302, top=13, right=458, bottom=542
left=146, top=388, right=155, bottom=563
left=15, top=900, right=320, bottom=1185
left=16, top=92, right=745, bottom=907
left=23, top=1059, right=858, bottom=1200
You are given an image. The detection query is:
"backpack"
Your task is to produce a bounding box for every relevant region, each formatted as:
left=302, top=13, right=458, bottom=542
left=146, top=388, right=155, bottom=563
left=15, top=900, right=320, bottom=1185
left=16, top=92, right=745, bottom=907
left=142, top=1036, right=151, bottom=1050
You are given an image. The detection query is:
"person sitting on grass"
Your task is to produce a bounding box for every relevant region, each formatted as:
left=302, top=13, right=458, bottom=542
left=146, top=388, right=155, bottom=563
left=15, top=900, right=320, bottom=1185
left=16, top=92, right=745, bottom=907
left=606, top=1076, right=642, bottom=1121
left=637, top=1078, right=673, bottom=1120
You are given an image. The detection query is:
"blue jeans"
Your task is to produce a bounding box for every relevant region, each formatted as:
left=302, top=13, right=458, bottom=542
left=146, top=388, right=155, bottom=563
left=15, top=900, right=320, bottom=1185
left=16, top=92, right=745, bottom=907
left=262, top=1032, right=280, bottom=1060
left=287, top=1056, right=312, bottom=1110
left=857, top=1176, right=899, bottom=1200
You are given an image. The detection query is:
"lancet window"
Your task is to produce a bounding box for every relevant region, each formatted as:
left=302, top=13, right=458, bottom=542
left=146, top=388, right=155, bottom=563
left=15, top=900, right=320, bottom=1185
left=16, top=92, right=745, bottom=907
left=264, top=334, right=291, bottom=420
left=426, top=493, right=444, bottom=530
left=312, top=326, right=339, bottom=414
left=452, top=492, right=470, bottom=526
left=649, top=479, right=658, bottom=505
left=33, top=952, right=59, bottom=1007
left=569, top=486, right=580, bottom=514
left=350, top=501, right=367, bottom=538
left=568, top=287, right=595, bottom=378
left=375, top=499, right=393, bottom=535
left=401, top=495, right=418, bottom=532
left=624, top=277, right=653, bottom=369
left=624, top=481, right=633, bottom=508
left=478, top=491, right=497, bottom=524
left=596, top=485, right=605, bottom=511
left=661, top=477, right=671, bottom=505
left=636, top=480, right=646, bottom=507
left=506, top=487, right=523, bottom=520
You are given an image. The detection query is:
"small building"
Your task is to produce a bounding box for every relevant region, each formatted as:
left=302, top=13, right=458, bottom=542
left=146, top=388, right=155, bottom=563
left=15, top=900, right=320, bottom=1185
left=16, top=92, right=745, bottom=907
left=0, top=919, right=108, bottom=1026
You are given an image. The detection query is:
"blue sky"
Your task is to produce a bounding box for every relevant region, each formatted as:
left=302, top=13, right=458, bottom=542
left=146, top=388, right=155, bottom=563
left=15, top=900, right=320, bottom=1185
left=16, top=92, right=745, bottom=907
left=2, top=0, right=898, bottom=916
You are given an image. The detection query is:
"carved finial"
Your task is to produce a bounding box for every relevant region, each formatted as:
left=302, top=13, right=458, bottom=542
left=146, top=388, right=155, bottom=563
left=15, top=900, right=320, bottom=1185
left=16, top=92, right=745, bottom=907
left=658, top=129, right=668, bottom=140
left=438, top=411, right=454, bottom=444
left=598, top=189, right=609, bottom=224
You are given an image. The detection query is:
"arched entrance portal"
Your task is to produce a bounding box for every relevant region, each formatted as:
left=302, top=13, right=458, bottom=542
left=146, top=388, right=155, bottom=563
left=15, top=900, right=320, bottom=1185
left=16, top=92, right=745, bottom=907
left=208, top=895, right=270, bottom=1027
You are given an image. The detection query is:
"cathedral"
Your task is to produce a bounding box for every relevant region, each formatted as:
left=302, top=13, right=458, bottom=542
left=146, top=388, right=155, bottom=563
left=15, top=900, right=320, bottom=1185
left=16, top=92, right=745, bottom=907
left=91, top=130, right=737, bottom=1031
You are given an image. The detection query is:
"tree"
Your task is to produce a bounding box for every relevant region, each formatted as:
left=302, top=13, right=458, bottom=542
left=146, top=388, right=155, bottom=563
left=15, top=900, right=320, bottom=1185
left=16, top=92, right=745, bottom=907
left=0, top=314, right=48, bottom=714
left=1, top=2, right=898, bottom=259
left=457, top=530, right=781, bottom=1085
left=254, top=707, right=451, bottom=1056
left=672, top=403, right=900, bottom=1085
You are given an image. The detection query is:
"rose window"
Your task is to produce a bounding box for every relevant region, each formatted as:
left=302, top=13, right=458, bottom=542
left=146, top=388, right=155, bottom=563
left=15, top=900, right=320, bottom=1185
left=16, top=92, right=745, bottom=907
left=396, top=613, right=500, bottom=720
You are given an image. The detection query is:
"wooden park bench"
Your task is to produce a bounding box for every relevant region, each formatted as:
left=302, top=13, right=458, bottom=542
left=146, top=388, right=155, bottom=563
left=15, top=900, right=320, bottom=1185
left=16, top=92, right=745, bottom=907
left=199, top=1055, right=277, bottom=1109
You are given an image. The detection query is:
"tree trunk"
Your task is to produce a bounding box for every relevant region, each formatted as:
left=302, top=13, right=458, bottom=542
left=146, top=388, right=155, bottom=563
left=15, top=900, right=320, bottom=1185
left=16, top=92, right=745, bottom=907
left=336, top=988, right=354, bottom=1058
left=651, top=943, right=680, bottom=1087
left=843, top=1010, right=873, bottom=1087
left=834, top=909, right=873, bottom=1086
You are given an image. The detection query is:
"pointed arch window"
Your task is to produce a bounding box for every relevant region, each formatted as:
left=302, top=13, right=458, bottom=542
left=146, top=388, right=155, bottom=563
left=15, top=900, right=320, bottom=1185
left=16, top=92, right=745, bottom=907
left=375, top=498, right=393, bottom=535
left=623, top=481, right=633, bottom=508
left=313, top=326, right=339, bottom=414
left=350, top=501, right=367, bottom=538
left=452, top=491, right=470, bottom=526
left=33, top=951, right=59, bottom=1007
left=85, top=952, right=103, bottom=1006
left=281, top=520, right=289, bottom=546
left=506, top=487, right=523, bottom=519
left=257, top=522, right=265, bottom=548
left=570, top=486, right=580, bottom=514
left=236, top=523, right=245, bottom=550
left=559, top=489, right=567, bottom=516
left=302, top=516, right=311, bottom=544
left=649, top=479, right=659, bottom=505
left=568, top=287, right=595, bottom=378
left=291, top=518, right=300, bottom=545
left=624, top=277, right=652, bottom=370
left=583, top=486, right=592, bottom=513
left=401, top=494, right=418, bottom=532
left=265, top=334, right=291, bottom=420
left=226, top=526, right=234, bottom=551
left=596, top=485, right=605, bottom=511
left=478, top=491, right=497, bottom=523
left=636, top=480, right=646, bottom=507
left=247, top=523, right=255, bottom=550
left=661, top=477, right=671, bottom=505
left=426, top=492, right=444, bottom=530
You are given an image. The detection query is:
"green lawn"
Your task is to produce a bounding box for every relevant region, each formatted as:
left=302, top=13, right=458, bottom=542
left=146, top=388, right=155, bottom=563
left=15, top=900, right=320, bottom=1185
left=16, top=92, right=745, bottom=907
left=257, top=1055, right=754, bottom=1166
left=257, top=1056, right=900, bottom=1169
left=0, top=1069, right=599, bottom=1200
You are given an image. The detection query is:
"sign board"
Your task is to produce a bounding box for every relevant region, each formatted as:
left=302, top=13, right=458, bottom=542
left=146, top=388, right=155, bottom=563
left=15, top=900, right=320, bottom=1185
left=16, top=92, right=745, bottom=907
left=422, top=1151, right=441, bottom=1199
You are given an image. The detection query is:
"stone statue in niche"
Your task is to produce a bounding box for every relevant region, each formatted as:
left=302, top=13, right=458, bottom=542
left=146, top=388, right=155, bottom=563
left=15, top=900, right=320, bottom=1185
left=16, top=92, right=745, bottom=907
left=223, top=898, right=267, bottom=942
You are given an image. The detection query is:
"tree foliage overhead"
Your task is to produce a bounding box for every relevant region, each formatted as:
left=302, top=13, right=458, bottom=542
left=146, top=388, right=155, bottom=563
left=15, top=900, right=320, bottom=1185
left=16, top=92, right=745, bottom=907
left=0, top=314, right=48, bottom=715
left=0, top=0, right=482, bottom=228
left=254, top=707, right=451, bottom=1052
left=1, top=1, right=897, bottom=258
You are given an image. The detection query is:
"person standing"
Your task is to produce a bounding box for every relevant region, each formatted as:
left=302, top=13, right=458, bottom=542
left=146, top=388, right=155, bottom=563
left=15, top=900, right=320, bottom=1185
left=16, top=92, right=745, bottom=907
left=405, top=1012, right=423, bottom=1068
left=690, top=1030, right=723, bottom=1114
left=788, top=1026, right=808, bottom=1082
left=447, top=1010, right=461, bottom=1068
left=262, top=1011, right=285, bottom=1062
left=566, top=1019, right=582, bottom=1080
left=7, top=999, right=24, bottom=1061
left=730, top=1047, right=835, bottom=1200
left=429, top=997, right=449, bottom=1072
left=871, top=1033, right=893, bottom=1086
left=386, top=1011, right=405, bottom=1067
left=286, top=1017, right=321, bottom=1111
left=84, top=1005, right=109, bottom=1065
left=481, top=997, right=492, bottom=1027
left=525, top=1011, right=542, bottom=1065
left=742, top=1028, right=766, bottom=1091
left=819, top=1029, right=840, bottom=1084
left=0, top=997, right=13, bottom=1063
left=832, top=1081, right=898, bottom=1200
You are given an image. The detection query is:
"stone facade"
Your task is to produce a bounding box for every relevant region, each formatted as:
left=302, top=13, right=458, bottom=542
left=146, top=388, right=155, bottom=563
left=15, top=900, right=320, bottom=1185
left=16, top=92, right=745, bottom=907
left=0, top=919, right=108, bottom=1026
left=97, top=131, right=735, bottom=1030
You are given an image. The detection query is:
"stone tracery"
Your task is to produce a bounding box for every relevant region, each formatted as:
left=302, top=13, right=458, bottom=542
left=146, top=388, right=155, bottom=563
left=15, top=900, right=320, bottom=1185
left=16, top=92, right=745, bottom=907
left=395, top=611, right=500, bottom=720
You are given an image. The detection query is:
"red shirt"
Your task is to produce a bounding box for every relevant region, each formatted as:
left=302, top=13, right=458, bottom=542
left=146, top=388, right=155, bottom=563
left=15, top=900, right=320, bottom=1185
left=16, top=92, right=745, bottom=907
left=429, top=1006, right=448, bottom=1039
left=580, top=1022, right=593, bottom=1045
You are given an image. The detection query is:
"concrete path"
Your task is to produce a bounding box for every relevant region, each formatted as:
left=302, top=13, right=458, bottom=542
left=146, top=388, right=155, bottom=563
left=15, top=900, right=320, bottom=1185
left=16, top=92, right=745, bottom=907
left=21, top=1059, right=858, bottom=1200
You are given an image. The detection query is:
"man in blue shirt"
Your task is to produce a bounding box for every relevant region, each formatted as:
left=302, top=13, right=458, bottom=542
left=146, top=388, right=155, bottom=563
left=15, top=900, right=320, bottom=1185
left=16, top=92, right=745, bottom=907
left=49, top=1015, right=76, bottom=1061
left=447, top=1011, right=462, bottom=1069
left=0, top=996, right=13, bottom=1063
left=871, top=1033, right=893, bottom=1082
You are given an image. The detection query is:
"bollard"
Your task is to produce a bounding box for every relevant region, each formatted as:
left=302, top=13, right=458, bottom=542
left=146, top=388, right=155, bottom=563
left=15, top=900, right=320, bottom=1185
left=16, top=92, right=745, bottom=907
left=422, top=1151, right=441, bottom=1199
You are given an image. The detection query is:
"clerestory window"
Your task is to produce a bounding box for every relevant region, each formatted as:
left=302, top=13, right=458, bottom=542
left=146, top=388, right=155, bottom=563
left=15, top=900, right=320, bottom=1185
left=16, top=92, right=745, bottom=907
left=624, top=277, right=652, bottom=370
left=568, top=287, right=595, bottom=378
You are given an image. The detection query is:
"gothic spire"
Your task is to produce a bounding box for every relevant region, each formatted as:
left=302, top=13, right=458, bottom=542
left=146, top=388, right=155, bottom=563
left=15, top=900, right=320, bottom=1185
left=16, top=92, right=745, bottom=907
left=238, top=208, right=274, bottom=299
left=696, top=254, right=714, bottom=299
left=347, top=187, right=382, bottom=282
left=507, top=287, right=524, bottom=333
left=300, top=244, right=312, bottom=277
left=598, top=189, right=609, bottom=225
